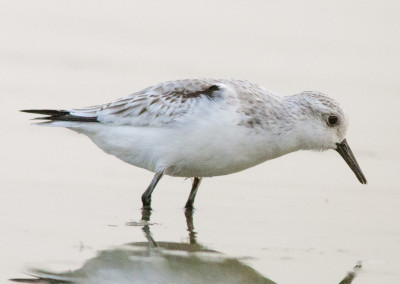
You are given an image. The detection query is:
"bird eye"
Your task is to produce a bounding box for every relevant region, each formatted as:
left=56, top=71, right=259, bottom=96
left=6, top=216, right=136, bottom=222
left=327, top=115, right=338, bottom=126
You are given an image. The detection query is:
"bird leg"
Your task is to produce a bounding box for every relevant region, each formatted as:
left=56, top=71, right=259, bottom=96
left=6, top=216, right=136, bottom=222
left=184, top=177, right=202, bottom=209
left=142, top=171, right=164, bottom=209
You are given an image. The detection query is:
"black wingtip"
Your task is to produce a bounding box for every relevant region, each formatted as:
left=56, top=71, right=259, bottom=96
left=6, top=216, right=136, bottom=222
left=20, top=109, right=69, bottom=116
left=21, top=109, right=98, bottom=122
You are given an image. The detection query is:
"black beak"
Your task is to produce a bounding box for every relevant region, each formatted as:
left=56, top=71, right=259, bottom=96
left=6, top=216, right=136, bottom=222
left=335, top=139, right=367, bottom=184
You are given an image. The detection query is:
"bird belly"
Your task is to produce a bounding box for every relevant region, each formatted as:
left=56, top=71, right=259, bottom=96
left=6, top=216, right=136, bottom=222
left=70, top=122, right=279, bottom=178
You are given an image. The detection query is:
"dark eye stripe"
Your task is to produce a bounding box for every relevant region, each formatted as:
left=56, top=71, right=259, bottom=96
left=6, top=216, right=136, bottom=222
left=327, top=115, right=338, bottom=126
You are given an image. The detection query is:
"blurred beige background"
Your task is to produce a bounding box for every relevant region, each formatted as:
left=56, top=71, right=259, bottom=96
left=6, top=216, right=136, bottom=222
left=1, top=1, right=399, bottom=283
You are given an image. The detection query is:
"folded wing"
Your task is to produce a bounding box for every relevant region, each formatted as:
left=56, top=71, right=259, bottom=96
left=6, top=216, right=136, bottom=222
left=22, top=79, right=224, bottom=127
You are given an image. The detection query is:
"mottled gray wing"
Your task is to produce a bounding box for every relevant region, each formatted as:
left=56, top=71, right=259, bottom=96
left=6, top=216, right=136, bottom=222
left=69, top=79, right=224, bottom=127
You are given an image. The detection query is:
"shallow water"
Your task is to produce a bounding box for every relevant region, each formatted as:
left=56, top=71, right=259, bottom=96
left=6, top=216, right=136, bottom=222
left=9, top=209, right=360, bottom=284
left=1, top=1, right=400, bottom=283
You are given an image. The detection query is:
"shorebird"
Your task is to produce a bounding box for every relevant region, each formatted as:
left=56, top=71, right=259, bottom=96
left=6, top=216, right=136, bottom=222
left=22, top=79, right=367, bottom=209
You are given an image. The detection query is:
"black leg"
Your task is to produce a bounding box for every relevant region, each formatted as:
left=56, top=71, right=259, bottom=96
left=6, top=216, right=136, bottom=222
left=141, top=207, right=152, bottom=222
left=184, top=177, right=202, bottom=209
left=142, top=171, right=164, bottom=209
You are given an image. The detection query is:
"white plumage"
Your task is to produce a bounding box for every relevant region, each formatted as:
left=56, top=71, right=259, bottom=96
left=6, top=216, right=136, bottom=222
left=23, top=78, right=366, bottom=209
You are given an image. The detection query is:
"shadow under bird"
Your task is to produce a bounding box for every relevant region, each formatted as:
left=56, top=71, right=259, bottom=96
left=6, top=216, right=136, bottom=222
left=22, top=78, right=367, bottom=209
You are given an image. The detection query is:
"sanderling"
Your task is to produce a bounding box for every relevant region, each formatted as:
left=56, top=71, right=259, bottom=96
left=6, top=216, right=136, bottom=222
left=22, top=78, right=367, bottom=209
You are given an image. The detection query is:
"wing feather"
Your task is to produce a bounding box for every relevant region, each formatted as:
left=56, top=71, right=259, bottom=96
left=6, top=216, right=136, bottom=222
left=70, top=79, right=225, bottom=127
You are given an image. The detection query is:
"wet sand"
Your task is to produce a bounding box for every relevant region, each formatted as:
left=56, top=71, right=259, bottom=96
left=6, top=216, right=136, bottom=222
left=1, top=1, right=400, bottom=283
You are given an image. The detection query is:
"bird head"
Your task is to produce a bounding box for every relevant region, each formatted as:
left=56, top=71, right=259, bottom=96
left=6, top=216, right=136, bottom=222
left=288, top=91, right=367, bottom=184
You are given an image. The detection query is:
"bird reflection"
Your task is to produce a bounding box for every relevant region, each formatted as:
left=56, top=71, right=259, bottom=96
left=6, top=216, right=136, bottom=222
left=11, top=209, right=360, bottom=284
left=11, top=209, right=273, bottom=284
left=130, top=208, right=218, bottom=257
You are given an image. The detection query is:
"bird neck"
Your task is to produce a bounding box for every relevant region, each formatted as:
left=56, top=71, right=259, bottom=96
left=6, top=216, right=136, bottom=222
left=276, top=95, right=319, bottom=152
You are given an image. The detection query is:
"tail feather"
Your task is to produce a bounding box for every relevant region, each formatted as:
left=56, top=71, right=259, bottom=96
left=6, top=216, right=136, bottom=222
left=21, top=109, right=98, bottom=122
